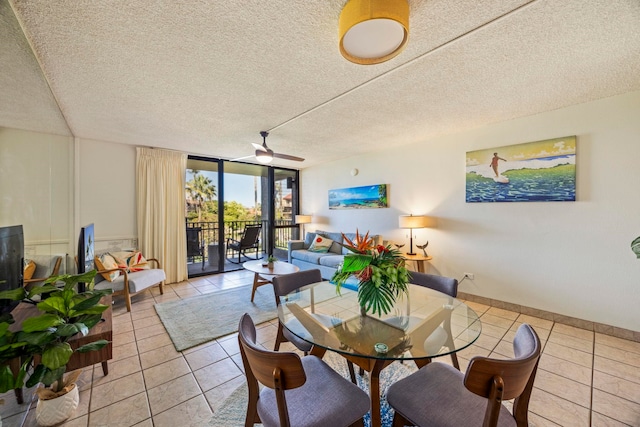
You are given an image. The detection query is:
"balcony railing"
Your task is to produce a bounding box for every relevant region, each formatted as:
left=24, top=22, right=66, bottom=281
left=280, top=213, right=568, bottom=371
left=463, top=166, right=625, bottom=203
left=185, top=219, right=298, bottom=266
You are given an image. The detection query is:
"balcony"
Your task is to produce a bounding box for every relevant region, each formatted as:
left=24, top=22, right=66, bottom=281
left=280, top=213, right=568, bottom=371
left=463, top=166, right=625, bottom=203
left=186, top=220, right=298, bottom=276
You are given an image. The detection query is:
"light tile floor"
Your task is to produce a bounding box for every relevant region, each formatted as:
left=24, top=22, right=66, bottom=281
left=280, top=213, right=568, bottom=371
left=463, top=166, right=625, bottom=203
left=2, top=269, right=640, bottom=426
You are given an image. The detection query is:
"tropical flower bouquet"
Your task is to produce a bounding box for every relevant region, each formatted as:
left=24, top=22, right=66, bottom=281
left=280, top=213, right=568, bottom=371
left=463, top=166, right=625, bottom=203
left=332, top=230, right=410, bottom=316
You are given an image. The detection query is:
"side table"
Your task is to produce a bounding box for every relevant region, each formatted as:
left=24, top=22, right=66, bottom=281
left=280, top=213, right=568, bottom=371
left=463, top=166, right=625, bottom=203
left=402, top=253, right=432, bottom=273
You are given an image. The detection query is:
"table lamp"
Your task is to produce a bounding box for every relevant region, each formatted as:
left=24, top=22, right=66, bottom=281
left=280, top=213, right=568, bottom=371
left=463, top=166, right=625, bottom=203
left=295, top=214, right=312, bottom=239
left=399, top=214, right=432, bottom=255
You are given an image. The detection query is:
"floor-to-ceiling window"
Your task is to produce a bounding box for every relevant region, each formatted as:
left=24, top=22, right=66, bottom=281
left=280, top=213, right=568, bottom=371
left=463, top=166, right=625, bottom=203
left=185, top=156, right=299, bottom=277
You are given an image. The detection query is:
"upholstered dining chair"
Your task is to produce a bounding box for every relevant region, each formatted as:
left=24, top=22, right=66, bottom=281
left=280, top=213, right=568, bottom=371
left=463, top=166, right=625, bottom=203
left=272, top=269, right=324, bottom=354
left=409, top=271, right=460, bottom=369
left=409, top=271, right=458, bottom=298
left=237, top=313, right=370, bottom=427
left=387, top=323, right=541, bottom=427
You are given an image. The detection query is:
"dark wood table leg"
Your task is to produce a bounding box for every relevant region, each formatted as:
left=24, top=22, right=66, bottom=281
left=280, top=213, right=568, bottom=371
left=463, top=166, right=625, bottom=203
left=309, top=345, right=327, bottom=359
left=250, top=273, right=271, bottom=302
left=342, top=355, right=391, bottom=427
left=101, top=361, right=109, bottom=376
left=368, top=360, right=387, bottom=427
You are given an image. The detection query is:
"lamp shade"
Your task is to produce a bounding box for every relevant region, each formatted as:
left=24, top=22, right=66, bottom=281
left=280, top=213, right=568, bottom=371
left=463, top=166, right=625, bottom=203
left=339, top=0, right=409, bottom=65
left=255, top=149, right=273, bottom=164
left=399, top=215, right=432, bottom=229
left=295, top=215, right=312, bottom=224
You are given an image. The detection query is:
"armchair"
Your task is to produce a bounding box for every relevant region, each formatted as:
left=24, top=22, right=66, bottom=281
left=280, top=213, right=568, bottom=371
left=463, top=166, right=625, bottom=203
left=186, top=227, right=205, bottom=270
left=226, top=224, right=262, bottom=264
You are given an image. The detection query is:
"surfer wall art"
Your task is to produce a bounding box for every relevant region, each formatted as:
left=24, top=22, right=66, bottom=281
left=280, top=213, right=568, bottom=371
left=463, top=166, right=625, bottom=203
left=329, top=184, right=388, bottom=210
left=465, top=136, right=576, bottom=203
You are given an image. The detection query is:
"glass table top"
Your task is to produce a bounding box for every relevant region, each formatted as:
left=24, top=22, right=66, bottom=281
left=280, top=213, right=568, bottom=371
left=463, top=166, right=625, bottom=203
left=278, top=281, right=482, bottom=361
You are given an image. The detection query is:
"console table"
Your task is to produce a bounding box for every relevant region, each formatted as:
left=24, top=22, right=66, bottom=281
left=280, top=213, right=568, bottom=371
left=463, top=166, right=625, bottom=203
left=9, top=295, right=113, bottom=403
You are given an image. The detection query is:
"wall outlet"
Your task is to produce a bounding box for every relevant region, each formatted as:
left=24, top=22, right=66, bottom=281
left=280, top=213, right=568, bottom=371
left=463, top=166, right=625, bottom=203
left=464, top=272, right=474, bottom=280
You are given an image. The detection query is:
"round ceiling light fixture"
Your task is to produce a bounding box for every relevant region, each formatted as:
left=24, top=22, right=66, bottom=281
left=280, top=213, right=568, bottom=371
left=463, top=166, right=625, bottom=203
left=339, top=0, right=409, bottom=65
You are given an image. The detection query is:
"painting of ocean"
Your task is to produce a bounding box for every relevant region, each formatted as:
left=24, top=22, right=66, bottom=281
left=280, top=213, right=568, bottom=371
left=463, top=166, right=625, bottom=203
left=329, top=184, right=388, bottom=209
left=466, top=136, right=576, bottom=203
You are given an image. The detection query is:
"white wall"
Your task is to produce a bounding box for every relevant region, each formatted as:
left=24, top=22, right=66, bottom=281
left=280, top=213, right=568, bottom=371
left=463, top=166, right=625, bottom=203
left=78, top=138, right=137, bottom=252
left=0, top=127, right=72, bottom=256
left=300, top=90, right=640, bottom=332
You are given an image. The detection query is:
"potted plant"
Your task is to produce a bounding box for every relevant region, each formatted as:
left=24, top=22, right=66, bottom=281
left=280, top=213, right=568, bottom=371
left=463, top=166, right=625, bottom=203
left=267, top=255, right=277, bottom=269
left=0, top=270, right=112, bottom=426
left=332, top=230, right=410, bottom=316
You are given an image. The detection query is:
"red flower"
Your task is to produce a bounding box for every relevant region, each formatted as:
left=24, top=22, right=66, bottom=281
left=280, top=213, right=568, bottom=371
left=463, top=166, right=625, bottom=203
left=357, top=266, right=372, bottom=282
left=377, top=245, right=387, bottom=253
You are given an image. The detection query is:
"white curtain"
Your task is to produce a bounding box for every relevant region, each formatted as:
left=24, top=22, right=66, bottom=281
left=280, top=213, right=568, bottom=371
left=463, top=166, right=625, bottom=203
left=136, top=147, right=187, bottom=284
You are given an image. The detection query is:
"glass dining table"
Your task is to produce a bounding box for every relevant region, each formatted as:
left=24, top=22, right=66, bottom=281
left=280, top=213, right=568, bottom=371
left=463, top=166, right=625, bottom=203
left=277, top=281, right=482, bottom=427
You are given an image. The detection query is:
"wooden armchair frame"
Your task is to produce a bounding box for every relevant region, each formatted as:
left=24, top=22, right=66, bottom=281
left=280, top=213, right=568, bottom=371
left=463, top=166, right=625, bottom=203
left=96, top=257, right=164, bottom=312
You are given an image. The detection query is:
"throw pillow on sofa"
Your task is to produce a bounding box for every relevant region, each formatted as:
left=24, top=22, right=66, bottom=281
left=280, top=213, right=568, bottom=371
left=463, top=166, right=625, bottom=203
left=94, top=253, right=121, bottom=282
left=23, top=259, right=36, bottom=280
left=308, top=235, right=333, bottom=253
left=304, top=232, right=317, bottom=249
left=111, top=251, right=150, bottom=272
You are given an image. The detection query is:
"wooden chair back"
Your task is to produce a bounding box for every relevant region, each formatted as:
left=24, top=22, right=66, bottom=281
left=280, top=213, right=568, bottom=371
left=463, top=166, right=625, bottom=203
left=238, top=313, right=308, bottom=427
left=272, top=269, right=322, bottom=305
left=409, top=271, right=458, bottom=297
left=464, top=323, right=541, bottom=427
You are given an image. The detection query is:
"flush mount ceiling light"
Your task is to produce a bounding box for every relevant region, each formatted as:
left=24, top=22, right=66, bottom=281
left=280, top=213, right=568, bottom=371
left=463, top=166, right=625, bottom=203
left=339, top=0, right=409, bottom=65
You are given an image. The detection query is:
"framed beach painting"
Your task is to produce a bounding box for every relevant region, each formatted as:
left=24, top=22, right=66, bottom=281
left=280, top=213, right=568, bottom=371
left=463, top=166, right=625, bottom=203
left=466, top=136, right=576, bottom=203
left=329, top=184, right=388, bottom=210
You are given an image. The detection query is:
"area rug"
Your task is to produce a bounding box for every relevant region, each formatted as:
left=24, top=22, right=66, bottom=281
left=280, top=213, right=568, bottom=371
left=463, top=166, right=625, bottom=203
left=155, top=285, right=277, bottom=351
left=208, top=351, right=418, bottom=427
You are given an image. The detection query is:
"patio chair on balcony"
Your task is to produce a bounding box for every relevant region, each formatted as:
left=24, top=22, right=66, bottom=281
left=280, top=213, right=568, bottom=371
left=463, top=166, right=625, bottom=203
left=227, top=224, right=262, bottom=264
left=186, top=227, right=205, bottom=270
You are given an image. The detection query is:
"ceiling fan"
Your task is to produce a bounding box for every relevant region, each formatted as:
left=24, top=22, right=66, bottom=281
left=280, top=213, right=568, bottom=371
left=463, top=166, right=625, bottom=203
left=250, top=131, right=305, bottom=164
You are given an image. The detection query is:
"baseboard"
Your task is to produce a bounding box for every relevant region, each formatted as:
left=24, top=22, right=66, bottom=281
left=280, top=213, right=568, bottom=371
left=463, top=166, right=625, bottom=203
left=457, top=291, right=640, bottom=344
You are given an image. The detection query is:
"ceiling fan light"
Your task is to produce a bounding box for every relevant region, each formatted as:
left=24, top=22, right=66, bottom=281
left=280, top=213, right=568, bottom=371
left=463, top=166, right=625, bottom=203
left=339, top=0, right=409, bottom=65
left=255, top=149, right=273, bottom=164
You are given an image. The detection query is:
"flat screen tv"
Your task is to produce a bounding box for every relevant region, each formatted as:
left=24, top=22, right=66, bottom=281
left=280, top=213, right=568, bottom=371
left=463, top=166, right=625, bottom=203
left=0, top=225, right=24, bottom=314
left=77, top=223, right=95, bottom=292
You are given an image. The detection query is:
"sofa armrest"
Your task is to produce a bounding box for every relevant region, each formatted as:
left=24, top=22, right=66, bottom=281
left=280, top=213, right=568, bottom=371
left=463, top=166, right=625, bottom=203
left=287, top=240, right=305, bottom=263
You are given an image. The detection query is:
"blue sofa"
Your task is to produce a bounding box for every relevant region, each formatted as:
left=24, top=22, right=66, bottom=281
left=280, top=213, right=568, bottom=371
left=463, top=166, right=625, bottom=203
left=287, top=230, right=382, bottom=280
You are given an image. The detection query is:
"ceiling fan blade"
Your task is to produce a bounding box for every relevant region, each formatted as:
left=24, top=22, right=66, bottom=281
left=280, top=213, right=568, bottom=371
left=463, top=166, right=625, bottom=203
left=252, top=142, right=267, bottom=152
left=229, top=154, right=256, bottom=162
left=273, top=152, right=305, bottom=162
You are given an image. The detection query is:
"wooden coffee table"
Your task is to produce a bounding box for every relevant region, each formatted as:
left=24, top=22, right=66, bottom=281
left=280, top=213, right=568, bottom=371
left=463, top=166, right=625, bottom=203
left=243, top=260, right=300, bottom=301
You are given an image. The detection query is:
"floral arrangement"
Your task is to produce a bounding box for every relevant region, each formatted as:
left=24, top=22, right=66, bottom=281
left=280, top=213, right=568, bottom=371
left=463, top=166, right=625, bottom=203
left=332, top=230, right=410, bottom=316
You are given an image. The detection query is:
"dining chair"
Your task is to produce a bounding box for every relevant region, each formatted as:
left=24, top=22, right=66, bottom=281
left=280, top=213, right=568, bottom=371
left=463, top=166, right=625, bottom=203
left=272, top=269, right=324, bottom=354
left=237, top=313, right=370, bottom=427
left=409, top=271, right=458, bottom=297
left=387, top=323, right=541, bottom=427
left=409, top=271, right=460, bottom=369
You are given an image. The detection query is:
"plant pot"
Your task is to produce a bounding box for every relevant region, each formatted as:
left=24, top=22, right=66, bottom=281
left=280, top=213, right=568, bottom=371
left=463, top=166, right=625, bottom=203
left=267, top=262, right=274, bottom=269
left=35, top=383, right=79, bottom=426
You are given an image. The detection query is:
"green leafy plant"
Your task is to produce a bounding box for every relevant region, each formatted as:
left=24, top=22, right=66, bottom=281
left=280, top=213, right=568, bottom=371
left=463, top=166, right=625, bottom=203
left=0, top=270, right=112, bottom=394
left=632, top=236, right=640, bottom=258
left=267, top=255, right=278, bottom=263
left=332, top=230, right=410, bottom=316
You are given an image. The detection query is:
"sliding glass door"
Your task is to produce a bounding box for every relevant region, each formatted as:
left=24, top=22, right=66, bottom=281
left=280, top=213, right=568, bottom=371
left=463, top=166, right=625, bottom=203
left=185, top=156, right=299, bottom=278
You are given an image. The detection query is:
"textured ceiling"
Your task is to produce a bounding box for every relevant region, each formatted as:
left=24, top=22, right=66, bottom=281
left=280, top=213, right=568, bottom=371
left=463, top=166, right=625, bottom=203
left=2, top=0, right=639, bottom=168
